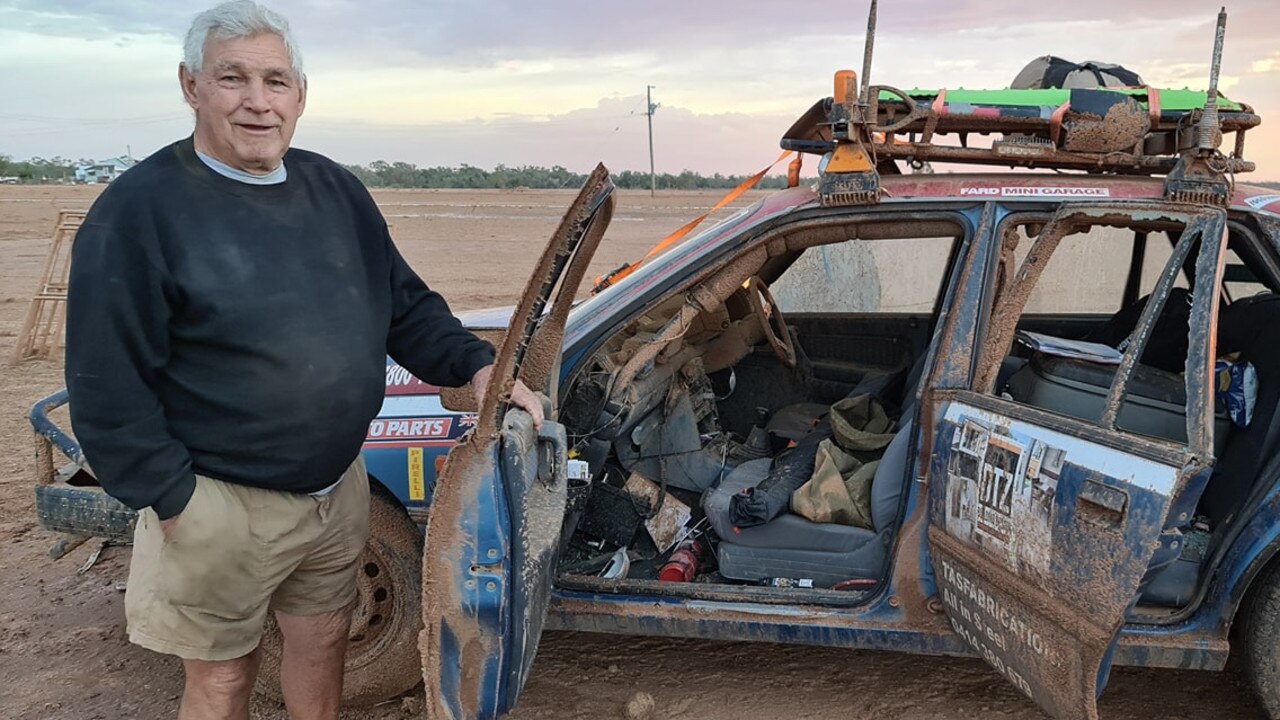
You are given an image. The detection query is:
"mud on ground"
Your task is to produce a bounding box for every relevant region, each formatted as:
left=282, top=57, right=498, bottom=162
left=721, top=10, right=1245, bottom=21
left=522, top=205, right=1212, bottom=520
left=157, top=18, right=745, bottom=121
left=0, top=185, right=1264, bottom=719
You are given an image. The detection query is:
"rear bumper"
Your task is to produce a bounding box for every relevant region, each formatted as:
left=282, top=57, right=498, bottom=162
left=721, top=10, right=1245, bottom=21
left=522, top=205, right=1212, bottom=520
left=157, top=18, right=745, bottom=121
left=30, top=389, right=137, bottom=543
left=35, top=483, right=136, bottom=543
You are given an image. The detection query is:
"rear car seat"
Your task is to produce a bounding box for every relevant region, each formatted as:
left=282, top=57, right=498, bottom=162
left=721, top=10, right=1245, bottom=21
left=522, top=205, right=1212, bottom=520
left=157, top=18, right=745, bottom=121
left=1199, top=293, right=1280, bottom=523
left=1005, top=354, right=1230, bottom=456
left=702, top=423, right=911, bottom=587
left=1138, top=294, right=1280, bottom=605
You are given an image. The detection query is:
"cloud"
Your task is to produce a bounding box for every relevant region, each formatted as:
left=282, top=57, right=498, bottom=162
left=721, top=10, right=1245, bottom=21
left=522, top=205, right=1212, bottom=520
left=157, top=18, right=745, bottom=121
left=7, top=0, right=1276, bottom=70
left=2, top=0, right=1278, bottom=180
left=1253, top=53, right=1280, bottom=74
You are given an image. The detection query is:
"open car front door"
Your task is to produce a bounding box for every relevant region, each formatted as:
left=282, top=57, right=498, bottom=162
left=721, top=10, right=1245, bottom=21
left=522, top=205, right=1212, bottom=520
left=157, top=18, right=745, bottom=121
left=420, top=166, right=615, bottom=720
left=923, top=203, right=1229, bottom=720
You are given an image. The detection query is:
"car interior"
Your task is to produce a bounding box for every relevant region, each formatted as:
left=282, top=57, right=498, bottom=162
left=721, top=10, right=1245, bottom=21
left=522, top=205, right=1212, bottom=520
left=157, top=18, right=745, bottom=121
left=553, top=214, right=963, bottom=600
left=549, top=208, right=1280, bottom=610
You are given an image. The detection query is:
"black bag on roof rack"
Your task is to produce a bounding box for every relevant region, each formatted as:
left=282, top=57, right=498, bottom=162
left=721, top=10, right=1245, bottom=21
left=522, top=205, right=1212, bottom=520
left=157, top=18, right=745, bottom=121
left=1011, top=56, right=1144, bottom=89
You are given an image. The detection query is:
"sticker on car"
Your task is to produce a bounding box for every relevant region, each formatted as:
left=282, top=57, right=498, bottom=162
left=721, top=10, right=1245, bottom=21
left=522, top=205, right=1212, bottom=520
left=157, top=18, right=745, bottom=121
left=960, top=186, right=1111, bottom=198
left=1244, top=194, right=1280, bottom=210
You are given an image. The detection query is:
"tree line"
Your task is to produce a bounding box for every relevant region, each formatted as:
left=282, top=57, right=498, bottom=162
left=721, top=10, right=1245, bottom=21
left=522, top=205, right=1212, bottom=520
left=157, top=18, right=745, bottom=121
left=0, top=155, right=79, bottom=182
left=340, top=161, right=797, bottom=190
left=5, top=152, right=1277, bottom=191
left=0, top=152, right=796, bottom=188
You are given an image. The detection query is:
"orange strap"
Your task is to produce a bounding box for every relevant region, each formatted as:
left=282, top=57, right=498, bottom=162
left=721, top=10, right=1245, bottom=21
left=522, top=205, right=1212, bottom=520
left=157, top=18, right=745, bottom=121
left=1049, top=100, right=1071, bottom=146
left=593, top=149, right=794, bottom=292
left=787, top=153, right=803, bottom=188
left=1145, top=86, right=1162, bottom=129
left=930, top=88, right=949, bottom=116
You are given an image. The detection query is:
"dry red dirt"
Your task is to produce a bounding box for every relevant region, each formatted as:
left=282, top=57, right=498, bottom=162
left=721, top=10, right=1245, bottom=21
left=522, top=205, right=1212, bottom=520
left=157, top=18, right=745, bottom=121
left=0, top=185, right=1264, bottom=719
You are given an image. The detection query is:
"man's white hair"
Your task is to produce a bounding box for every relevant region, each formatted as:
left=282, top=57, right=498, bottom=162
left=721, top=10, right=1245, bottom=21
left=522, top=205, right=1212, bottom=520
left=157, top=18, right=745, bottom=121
left=183, top=1, right=305, bottom=82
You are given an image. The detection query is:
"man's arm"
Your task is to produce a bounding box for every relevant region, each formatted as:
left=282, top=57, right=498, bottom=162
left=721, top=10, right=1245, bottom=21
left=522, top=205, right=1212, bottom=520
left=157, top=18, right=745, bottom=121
left=65, top=225, right=196, bottom=520
left=384, top=236, right=495, bottom=388
left=383, top=233, right=543, bottom=427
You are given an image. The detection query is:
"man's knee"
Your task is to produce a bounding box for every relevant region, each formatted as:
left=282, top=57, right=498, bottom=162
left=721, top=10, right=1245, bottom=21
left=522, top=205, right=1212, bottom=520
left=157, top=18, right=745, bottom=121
left=183, top=649, right=262, bottom=695
left=276, top=606, right=353, bottom=655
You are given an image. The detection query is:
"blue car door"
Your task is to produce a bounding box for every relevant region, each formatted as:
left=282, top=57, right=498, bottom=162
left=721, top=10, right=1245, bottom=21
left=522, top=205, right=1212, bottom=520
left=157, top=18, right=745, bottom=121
left=419, top=166, right=615, bottom=720
left=922, top=203, right=1229, bottom=720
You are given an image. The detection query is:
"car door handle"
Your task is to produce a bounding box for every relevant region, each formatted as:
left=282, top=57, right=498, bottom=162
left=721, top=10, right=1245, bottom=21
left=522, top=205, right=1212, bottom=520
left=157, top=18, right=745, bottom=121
left=536, top=421, right=567, bottom=489
left=1078, top=478, right=1128, bottom=528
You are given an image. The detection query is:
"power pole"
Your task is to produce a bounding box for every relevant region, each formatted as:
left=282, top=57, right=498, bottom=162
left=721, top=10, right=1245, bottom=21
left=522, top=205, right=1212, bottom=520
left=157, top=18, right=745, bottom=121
left=646, top=85, right=658, bottom=196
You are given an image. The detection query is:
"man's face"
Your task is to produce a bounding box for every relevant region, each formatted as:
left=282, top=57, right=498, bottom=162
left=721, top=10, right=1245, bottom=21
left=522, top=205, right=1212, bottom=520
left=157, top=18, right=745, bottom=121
left=179, top=32, right=306, bottom=174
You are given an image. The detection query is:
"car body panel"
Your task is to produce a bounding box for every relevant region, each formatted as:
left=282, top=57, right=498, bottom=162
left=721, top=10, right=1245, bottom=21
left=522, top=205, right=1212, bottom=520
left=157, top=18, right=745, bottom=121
left=927, top=397, right=1193, bottom=717
left=920, top=202, right=1230, bottom=718
left=419, top=166, right=615, bottom=719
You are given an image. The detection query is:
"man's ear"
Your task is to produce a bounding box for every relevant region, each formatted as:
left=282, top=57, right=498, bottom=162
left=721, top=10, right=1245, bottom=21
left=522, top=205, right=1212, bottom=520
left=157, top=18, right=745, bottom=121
left=297, top=74, right=307, bottom=117
left=179, top=63, right=199, bottom=109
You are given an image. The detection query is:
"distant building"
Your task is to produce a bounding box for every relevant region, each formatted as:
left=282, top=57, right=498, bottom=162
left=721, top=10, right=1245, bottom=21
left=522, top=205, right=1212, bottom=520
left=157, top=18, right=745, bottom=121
left=74, top=156, right=137, bottom=184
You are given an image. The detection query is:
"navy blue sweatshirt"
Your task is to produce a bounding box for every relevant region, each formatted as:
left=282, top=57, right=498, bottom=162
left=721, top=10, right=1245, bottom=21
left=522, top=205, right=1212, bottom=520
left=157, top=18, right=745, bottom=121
left=65, top=138, right=495, bottom=519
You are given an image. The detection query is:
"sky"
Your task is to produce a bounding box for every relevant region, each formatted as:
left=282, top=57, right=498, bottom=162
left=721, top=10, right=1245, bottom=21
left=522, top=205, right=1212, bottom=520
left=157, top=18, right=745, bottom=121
left=2, top=0, right=1278, bottom=181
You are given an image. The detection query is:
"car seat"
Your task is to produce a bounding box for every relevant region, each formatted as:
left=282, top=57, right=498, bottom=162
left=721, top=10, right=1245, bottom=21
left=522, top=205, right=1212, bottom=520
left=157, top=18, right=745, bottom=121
left=1199, top=293, right=1280, bottom=524
left=702, top=422, right=912, bottom=587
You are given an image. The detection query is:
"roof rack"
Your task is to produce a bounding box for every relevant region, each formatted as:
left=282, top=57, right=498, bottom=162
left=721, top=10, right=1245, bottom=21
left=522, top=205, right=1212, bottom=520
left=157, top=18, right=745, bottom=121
left=791, top=3, right=1257, bottom=207
left=781, top=86, right=1259, bottom=174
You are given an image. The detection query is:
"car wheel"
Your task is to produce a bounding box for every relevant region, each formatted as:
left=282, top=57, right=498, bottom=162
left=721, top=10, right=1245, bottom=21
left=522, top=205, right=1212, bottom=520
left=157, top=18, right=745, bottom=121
left=1246, top=561, right=1280, bottom=717
left=255, top=485, right=424, bottom=706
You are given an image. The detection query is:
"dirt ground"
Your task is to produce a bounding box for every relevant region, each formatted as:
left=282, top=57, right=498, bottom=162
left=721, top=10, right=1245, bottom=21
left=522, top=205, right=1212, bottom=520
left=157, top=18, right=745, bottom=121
left=0, top=184, right=1265, bottom=719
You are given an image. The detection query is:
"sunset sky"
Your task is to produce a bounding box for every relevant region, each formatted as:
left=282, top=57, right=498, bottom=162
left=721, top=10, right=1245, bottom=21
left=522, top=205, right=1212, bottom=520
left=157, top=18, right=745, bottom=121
left=3, top=0, right=1278, bottom=181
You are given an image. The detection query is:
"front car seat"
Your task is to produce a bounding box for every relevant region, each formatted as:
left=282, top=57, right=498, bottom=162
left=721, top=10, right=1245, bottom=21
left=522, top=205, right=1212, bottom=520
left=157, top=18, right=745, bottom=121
left=702, top=423, right=912, bottom=587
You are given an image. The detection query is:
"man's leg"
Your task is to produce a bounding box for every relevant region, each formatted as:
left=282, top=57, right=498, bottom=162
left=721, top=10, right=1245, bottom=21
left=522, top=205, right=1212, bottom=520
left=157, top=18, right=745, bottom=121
left=179, top=647, right=263, bottom=720
left=269, top=461, right=371, bottom=716
left=125, top=478, right=287, bottom=719
left=275, top=606, right=353, bottom=720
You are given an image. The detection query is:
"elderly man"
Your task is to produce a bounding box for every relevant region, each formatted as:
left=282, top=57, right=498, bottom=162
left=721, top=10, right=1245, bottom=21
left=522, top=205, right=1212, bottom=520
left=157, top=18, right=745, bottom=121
left=64, top=2, right=540, bottom=718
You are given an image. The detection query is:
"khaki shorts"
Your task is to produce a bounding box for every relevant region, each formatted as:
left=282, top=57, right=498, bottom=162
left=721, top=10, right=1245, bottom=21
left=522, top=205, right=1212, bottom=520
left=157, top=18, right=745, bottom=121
left=125, top=459, right=371, bottom=661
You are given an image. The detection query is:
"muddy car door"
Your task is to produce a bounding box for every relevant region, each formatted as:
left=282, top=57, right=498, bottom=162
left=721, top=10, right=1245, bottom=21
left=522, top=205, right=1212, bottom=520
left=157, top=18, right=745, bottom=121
left=921, top=202, right=1229, bottom=720
left=420, top=165, right=615, bottom=720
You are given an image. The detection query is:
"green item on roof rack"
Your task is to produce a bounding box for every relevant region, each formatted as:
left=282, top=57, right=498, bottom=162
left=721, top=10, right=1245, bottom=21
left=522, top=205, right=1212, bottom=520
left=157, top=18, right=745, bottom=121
left=881, top=87, right=1243, bottom=113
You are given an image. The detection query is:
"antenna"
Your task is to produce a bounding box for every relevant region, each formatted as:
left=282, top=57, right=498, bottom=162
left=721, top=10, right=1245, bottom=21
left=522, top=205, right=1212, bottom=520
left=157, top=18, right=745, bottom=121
left=1197, top=7, right=1227, bottom=152
left=815, top=0, right=883, bottom=206
left=858, top=0, right=877, bottom=114
left=1163, top=6, right=1235, bottom=205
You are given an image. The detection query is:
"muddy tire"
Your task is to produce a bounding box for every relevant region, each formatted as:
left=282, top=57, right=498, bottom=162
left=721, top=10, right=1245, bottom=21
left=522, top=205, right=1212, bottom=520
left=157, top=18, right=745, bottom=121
left=1246, top=562, right=1280, bottom=718
left=254, top=485, right=424, bottom=706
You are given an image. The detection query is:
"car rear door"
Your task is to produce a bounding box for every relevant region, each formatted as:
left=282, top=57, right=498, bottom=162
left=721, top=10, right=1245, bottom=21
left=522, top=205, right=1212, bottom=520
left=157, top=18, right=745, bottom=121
left=420, top=166, right=615, bottom=720
left=922, top=203, right=1229, bottom=719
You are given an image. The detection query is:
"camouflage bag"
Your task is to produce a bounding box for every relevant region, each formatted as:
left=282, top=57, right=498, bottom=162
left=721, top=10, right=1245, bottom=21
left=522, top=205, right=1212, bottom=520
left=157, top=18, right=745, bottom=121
left=790, top=394, right=895, bottom=529
left=791, top=441, right=880, bottom=528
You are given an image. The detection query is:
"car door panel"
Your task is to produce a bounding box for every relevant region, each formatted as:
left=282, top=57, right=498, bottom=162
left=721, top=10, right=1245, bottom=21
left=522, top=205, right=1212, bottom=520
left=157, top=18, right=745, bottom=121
left=500, top=414, right=568, bottom=700
left=421, top=165, right=615, bottom=720
left=924, top=202, right=1228, bottom=720
left=928, top=395, right=1196, bottom=717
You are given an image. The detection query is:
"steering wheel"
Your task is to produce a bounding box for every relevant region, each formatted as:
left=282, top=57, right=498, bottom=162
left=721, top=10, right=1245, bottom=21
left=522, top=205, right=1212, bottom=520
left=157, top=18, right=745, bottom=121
left=745, top=276, right=797, bottom=369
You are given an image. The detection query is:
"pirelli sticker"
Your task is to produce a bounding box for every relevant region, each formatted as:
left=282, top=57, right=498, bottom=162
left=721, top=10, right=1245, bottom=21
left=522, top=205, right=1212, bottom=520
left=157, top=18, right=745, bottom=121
left=407, top=447, right=426, bottom=501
